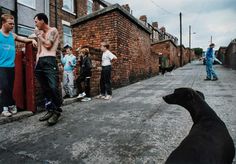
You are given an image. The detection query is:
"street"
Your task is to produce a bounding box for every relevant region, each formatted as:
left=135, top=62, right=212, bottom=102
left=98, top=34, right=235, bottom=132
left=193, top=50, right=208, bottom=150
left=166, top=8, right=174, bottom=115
left=0, top=61, right=235, bottom=164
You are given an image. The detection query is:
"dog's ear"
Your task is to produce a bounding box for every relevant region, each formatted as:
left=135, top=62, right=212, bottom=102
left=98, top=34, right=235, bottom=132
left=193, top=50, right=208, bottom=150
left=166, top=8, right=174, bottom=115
left=196, top=90, right=205, bottom=100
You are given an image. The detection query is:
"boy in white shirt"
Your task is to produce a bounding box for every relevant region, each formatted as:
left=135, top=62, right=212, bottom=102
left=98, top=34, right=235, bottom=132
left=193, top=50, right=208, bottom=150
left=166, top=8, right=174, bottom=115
left=96, top=41, right=117, bottom=100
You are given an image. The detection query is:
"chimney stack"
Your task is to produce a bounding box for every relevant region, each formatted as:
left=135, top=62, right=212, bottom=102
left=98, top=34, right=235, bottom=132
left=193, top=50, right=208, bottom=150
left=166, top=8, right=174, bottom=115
left=139, top=15, right=147, bottom=24
left=122, top=4, right=130, bottom=13
left=152, top=22, right=158, bottom=29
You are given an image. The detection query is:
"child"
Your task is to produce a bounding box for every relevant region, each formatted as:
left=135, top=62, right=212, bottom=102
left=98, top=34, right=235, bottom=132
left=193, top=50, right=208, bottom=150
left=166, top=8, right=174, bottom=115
left=61, top=45, right=76, bottom=98
left=96, top=41, right=117, bottom=100
left=76, top=48, right=92, bottom=102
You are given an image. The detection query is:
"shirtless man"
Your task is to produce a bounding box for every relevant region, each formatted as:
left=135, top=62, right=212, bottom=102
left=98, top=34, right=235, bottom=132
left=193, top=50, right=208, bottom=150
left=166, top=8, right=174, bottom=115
left=0, top=14, right=37, bottom=117
left=34, top=13, right=62, bottom=126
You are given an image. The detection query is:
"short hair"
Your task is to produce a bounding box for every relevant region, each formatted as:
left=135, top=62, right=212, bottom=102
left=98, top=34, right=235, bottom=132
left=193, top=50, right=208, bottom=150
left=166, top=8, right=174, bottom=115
left=1, top=14, right=14, bottom=24
left=101, top=41, right=110, bottom=49
left=210, top=43, right=215, bottom=47
left=80, top=48, right=90, bottom=56
left=34, top=13, right=48, bottom=24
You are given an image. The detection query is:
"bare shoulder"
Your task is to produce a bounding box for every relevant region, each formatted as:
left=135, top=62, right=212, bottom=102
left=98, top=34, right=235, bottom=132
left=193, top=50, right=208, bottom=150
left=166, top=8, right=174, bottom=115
left=50, top=27, right=58, bottom=34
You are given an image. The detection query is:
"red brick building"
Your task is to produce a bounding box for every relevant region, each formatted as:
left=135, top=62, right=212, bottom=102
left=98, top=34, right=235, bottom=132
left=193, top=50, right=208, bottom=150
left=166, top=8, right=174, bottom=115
left=71, top=4, right=159, bottom=95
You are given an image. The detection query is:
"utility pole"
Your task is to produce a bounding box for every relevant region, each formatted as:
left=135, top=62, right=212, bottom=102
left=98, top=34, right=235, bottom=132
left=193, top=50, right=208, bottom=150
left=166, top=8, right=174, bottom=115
left=189, top=25, right=191, bottom=63
left=179, top=12, right=183, bottom=67
left=210, top=35, right=212, bottom=44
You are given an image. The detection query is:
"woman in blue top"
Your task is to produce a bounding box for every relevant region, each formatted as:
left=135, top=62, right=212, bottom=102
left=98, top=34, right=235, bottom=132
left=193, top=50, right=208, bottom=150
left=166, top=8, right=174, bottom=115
left=0, top=14, right=37, bottom=117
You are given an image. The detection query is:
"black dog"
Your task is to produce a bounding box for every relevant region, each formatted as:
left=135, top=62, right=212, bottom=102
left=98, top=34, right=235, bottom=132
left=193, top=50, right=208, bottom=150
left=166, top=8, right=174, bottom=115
left=160, top=64, right=175, bottom=75
left=163, top=88, right=235, bottom=164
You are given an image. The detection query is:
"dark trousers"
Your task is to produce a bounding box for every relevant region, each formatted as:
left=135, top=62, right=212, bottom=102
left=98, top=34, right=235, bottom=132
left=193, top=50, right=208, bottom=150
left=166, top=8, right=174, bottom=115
left=0, top=67, right=15, bottom=107
left=100, top=65, right=112, bottom=95
left=35, top=57, right=62, bottom=111
left=77, top=76, right=91, bottom=97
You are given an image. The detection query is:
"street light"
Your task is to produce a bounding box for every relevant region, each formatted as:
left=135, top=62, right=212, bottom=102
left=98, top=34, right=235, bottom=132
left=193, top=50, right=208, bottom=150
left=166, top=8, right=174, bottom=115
left=189, top=25, right=196, bottom=62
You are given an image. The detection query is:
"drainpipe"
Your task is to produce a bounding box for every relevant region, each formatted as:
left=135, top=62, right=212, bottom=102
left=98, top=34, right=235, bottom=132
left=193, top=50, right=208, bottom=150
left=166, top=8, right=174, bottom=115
left=55, top=0, right=58, bottom=28
left=15, top=0, right=18, bottom=34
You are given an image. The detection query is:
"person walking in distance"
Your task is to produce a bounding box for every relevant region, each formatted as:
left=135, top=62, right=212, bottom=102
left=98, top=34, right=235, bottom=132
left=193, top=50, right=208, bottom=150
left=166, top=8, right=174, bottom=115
left=76, top=48, right=92, bottom=102
left=34, top=13, right=62, bottom=125
left=96, top=41, right=117, bottom=100
left=204, top=43, right=218, bottom=81
left=0, top=14, right=37, bottom=117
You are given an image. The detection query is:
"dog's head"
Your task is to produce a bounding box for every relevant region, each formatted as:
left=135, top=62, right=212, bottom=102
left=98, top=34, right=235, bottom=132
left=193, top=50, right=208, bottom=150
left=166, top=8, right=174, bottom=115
left=163, top=88, right=205, bottom=106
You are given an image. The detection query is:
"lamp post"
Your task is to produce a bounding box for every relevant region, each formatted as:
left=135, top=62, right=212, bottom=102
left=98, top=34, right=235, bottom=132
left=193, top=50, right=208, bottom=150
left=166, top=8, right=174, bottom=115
left=189, top=25, right=196, bottom=62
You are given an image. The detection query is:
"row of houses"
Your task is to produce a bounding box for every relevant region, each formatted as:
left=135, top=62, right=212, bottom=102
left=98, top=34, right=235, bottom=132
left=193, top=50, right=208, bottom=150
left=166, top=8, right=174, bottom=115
left=216, top=39, right=236, bottom=70
left=0, top=0, right=195, bottom=111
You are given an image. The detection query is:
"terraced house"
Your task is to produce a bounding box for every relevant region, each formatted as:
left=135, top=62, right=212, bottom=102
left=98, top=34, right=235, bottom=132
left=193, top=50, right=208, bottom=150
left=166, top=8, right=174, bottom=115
left=1, top=0, right=191, bottom=112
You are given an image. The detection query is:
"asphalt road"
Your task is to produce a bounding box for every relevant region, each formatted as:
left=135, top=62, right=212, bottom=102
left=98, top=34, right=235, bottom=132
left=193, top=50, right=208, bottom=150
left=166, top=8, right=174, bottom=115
left=0, top=61, right=235, bottom=164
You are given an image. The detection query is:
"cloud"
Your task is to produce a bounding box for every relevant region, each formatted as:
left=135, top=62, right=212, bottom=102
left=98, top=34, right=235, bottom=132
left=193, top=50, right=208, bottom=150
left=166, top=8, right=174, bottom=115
left=106, top=0, right=236, bottom=50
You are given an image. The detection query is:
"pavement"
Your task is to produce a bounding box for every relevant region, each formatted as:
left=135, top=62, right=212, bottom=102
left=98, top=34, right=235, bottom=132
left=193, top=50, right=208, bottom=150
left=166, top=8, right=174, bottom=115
left=0, top=60, right=235, bottom=164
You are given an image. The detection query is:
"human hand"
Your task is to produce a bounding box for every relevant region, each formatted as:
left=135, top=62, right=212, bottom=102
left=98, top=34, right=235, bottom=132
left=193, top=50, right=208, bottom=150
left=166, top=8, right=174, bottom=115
left=32, top=39, right=37, bottom=47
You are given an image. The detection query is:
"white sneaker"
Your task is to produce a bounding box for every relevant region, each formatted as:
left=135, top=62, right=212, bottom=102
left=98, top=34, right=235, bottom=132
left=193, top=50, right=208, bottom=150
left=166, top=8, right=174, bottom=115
left=104, top=95, right=112, bottom=100
left=9, top=105, right=17, bottom=114
left=77, top=92, right=86, bottom=99
left=81, top=97, right=92, bottom=102
left=1, top=110, right=12, bottom=117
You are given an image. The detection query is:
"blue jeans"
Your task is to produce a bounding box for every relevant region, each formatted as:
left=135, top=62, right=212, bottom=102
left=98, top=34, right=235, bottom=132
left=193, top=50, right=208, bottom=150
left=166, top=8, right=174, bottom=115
left=206, top=59, right=217, bottom=79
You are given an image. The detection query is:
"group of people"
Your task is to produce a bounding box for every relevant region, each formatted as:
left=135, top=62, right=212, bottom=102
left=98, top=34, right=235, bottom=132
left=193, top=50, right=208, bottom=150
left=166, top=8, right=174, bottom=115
left=0, top=11, right=218, bottom=127
left=60, top=41, right=117, bottom=102
left=0, top=13, right=117, bottom=126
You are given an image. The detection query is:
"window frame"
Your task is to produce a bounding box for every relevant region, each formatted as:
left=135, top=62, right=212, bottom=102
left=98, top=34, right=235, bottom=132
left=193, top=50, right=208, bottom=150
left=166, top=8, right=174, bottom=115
left=62, top=24, right=73, bottom=47
left=87, top=0, right=93, bottom=14
left=62, top=0, right=75, bottom=14
left=17, top=24, right=34, bottom=37
left=17, top=0, right=36, bottom=9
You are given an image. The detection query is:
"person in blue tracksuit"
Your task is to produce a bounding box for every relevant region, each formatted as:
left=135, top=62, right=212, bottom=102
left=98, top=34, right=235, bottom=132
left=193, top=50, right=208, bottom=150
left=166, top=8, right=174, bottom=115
left=205, top=43, right=218, bottom=81
left=61, top=45, right=76, bottom=98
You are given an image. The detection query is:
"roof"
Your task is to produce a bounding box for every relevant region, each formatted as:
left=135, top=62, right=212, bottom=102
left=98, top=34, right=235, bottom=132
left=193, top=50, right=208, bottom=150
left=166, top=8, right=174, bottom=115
left=151, top=39, right=178, bottom=48
left=71, top=4, right=151, bottom=34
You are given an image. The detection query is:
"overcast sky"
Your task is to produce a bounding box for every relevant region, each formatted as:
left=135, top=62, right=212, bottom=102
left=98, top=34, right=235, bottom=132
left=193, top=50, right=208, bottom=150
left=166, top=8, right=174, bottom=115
left=106, top=0, right=236, bottom=50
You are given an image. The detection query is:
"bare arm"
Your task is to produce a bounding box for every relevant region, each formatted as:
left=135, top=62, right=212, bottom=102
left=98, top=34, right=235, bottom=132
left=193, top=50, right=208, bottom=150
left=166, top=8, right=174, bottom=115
left=14, top=33, right=37, bottom=47
left=36, top=29, right=58, bottom=49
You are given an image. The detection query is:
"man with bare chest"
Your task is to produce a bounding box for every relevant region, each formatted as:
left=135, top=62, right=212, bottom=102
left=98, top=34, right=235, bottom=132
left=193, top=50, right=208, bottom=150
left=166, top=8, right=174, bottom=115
left=34, top=13, right=62, bottom=126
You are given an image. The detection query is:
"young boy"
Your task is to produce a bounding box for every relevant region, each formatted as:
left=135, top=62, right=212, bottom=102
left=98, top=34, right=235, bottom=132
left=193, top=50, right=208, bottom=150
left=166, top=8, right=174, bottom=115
left=76, top=48, right=92, bottom=102
left=61, top=45, right=77, bottom=98
left=96, top=41, right=117, bottom=100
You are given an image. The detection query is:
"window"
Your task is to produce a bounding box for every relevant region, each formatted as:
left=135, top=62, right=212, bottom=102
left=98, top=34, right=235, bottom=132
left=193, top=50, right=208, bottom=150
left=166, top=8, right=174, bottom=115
left=62, top=0, right=74, bottom=13
left=17, top=0, right=36, bottom=9
left=63, top=25, right=72, bottom=47
left=18, top=25, right=34, bottom=36
left=87, top=0, right=93, bottom=14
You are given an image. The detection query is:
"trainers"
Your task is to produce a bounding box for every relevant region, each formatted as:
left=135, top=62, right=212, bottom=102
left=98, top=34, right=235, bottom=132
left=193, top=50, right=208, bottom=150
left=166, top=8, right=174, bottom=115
left=77, top=92, right=86, bottom=99
left=1, top=110, right=12, bottom=117
left=81, top=97, right=92, bottom=102
left=104, top=95, right=112, bottom=100
left=204, top=78, right=211, bottom=81
left=47, top=111, right=61, bottom=126
left=95, top=94, right=105, bottom=99
left=9, top=105, right=17, bottom=114
left=39, top=111, right=53, bottom=121
left=212, top=77, right=218, bottom=81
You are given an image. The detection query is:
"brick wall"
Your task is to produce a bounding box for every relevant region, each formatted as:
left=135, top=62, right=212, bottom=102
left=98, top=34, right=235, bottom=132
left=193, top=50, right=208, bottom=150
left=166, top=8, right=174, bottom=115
left=72, top=9, right=159, bottom=96
left=151, top=40, right=179, bottom=67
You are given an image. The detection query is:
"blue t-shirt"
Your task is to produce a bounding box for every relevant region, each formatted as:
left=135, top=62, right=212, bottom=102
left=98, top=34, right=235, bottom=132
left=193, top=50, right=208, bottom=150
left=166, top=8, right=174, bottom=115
left=0, top=31, right=16, bottom=67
